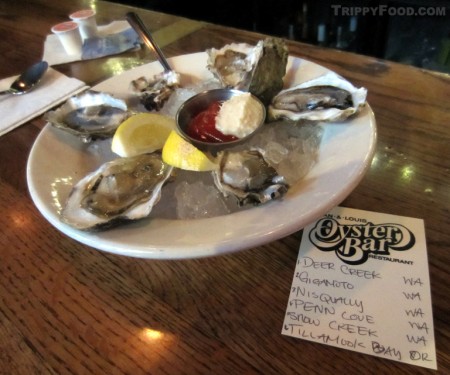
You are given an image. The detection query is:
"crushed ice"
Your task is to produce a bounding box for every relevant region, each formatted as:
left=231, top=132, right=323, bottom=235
left=175, top=180, right=230, bottom=219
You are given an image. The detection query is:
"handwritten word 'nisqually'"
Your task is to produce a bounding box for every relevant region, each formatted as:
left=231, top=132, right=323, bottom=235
left=291, top=287, right=364, bottom=313
left=309, top=218, right=416, bottom=265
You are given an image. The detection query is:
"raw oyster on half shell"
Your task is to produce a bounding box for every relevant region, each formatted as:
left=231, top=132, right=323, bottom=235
left=268, top=72, right=367, bottom=122
left=61, top=153, right=173, bottom=231
left=131, top=70, right=180, bottom=111
left=45, top=90, right=130, bottom=143
left=206, top=37, right=288, bottom=105
left=206, top=42, right=263, bottom=90
left=212, top=149, right=288, bottom=206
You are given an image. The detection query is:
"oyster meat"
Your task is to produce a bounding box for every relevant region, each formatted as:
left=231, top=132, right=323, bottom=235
left=61, top=153, right=173, bottom=231
left=207, top=37, right=288, bottom=105
left=45, top=90, right=129, bottom=143
left=268, top=72, right=367, bottom=122
left=206, top=42, right=263, bottom=90
left=212, top=149, right=288, bottom=205
left=131, top=70, right=180, bottom=111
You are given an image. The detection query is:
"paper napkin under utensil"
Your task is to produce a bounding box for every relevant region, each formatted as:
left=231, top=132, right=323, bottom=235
left=0, top=67, right=88, bottom=137
left=43, top=20, right=140, bottom=66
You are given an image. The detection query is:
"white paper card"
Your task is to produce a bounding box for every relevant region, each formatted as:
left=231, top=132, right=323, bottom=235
left=282, top=207, right=436, bottom=370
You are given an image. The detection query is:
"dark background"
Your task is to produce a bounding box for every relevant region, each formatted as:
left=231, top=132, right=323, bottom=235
left=111, top=0, right=450, bottom=73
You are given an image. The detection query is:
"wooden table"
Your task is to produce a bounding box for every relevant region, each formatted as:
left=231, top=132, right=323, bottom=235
left=0, top=0, right=448, bottom=374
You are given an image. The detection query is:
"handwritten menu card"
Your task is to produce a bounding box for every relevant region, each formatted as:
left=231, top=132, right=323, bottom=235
left=282, top=207, right=436, bottom=370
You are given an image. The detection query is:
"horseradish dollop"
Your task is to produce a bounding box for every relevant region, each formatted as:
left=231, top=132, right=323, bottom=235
left=215, top=93, right=263, bottom=138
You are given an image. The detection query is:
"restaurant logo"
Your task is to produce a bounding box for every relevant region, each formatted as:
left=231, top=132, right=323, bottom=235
left=308, top=217, right=415, bottom=265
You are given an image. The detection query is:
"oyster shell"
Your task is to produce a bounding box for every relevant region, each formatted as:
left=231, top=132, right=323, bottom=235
left=212, top=149, right=288, bottom=205
left=131, top=70, right=180, bottom=111
left=268, top=72, right=367, bottom=122
left=61, top=153, right=173, bottom=231
left=207, top=37, right=288, bottom=105
left=45, top=90, right=129, bottom=143
left=206, top=42, right=263, bottom=90
left=248, top=37, right=289, bottom=105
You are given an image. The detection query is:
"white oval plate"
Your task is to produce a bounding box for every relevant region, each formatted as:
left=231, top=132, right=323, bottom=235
left=27, top=52, right=376, bottom=259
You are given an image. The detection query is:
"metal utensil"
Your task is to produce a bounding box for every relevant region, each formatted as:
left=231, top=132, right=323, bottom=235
left=126, top=11, right=181, bottom=111
left=0, top=61, right=48, bottom=96
left=126, top=12, right=174, bottom=73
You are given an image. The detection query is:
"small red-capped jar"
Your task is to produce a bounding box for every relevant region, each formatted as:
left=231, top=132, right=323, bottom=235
left=51, top=21, right=82, bottom=55
left=69, top=9, right=98, bottom=40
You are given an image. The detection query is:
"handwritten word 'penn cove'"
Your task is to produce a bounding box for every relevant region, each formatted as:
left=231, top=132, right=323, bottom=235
left=308, top=218, right=415, bottom=265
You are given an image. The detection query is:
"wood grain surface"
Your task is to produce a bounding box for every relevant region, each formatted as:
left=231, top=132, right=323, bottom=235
left=0, top=0, right=448, bottom=374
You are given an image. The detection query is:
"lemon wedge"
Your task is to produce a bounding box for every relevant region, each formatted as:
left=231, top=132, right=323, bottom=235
left=162, top=131, right=218, bottom=171
left=111, top=113, right=176, bottom=157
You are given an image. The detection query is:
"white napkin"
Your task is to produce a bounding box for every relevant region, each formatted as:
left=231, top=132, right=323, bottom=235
left=43, top=21, right=138, bottom=66
left=0, top=67, right=88, bottom=137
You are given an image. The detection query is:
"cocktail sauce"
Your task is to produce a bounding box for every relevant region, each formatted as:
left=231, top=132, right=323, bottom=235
left=186, top=101, right=238, bottom=143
